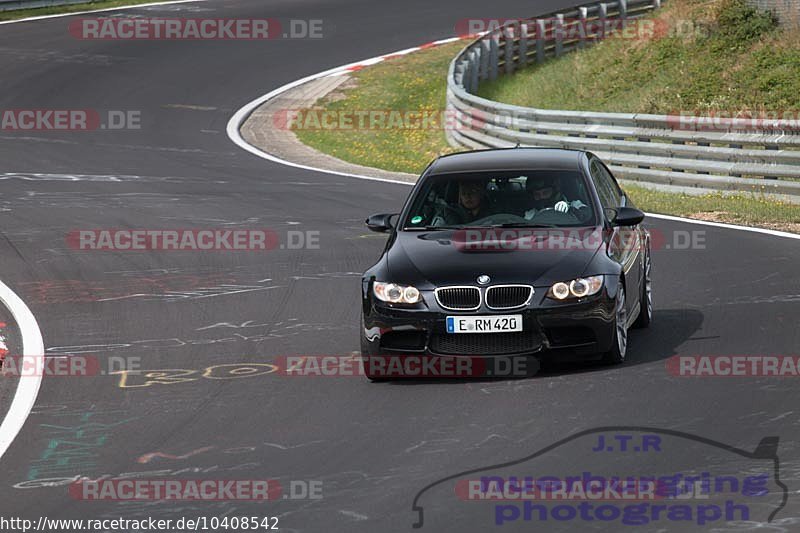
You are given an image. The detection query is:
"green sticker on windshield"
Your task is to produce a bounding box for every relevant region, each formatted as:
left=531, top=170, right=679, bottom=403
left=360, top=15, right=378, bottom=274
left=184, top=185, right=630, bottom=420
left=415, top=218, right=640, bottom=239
left=411, top=216, right=423, bottom=224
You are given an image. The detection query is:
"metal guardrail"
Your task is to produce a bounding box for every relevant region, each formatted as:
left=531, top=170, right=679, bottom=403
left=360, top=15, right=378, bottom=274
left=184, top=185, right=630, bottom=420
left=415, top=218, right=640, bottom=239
left=445, top=0, right=800, bottom=197
left=0, top=0, right=93, bottom=11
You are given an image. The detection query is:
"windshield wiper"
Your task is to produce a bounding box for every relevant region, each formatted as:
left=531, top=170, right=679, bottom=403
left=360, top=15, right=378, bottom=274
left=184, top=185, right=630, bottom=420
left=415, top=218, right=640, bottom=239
left=404, top=225, right=463, bottom=231
left=491, top=222, right=560, bottom=228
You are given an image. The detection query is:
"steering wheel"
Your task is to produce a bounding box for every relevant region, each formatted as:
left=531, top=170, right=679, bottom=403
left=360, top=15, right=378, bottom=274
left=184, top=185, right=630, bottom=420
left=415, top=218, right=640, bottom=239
left=470, top=213, right=527, bottom=226
left=433, top=205, right=467, bottom=226
left=529, top=207, right=580, bottom=225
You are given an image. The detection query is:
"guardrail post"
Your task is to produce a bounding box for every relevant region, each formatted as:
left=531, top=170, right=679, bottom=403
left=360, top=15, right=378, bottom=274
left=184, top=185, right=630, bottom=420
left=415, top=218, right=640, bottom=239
left=462, top=52, right=470, bottom=92
left=598, top=3, right=608, bottom=40
left=535, top=19, right=547, bottom=63
left=480, top=38, right=490, bottom=80
left=469, top=50, right=480, bottom=93
left=454, top=61, right=465, bottom=88
left=578, top=7, right=588, bottom=49
left=555, top=14, right=564, bottom=57
left=489, top=33, right=499, bottom=80
left=459, top=62, right=467, bottom=91
left=518, top=23, right=529, bottom=68
left=504, top=23, right=516, bottom=75
left=619, top=0, right=627, bottom=24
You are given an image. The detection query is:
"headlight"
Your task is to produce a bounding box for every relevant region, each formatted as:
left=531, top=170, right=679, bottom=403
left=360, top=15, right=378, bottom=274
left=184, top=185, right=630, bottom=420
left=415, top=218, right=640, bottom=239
left=373, top=282, right=422, bottom=304
left=547, top=276, right=604, bottom=300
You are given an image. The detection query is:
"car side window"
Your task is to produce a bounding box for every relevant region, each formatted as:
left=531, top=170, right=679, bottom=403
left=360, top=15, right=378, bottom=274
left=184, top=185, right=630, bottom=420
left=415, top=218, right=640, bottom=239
left=589, top=160, right=616, bottom=211
left=597, top=162, right=624, bottom=206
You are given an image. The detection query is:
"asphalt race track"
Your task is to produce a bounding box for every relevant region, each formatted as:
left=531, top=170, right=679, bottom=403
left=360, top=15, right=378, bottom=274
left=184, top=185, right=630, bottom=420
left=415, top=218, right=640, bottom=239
left=0, top=1, right=799, bottom=531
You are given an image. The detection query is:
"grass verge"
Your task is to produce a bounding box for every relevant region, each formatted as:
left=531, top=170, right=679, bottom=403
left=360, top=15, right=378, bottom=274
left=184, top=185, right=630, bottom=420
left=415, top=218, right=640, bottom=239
left=0, top=0, right=165, bottom=21
left=293, top=41, right=464, bottom=175
left=477, top=0, right=800, bottom=114
left=623, top=185, right=799, bottom=233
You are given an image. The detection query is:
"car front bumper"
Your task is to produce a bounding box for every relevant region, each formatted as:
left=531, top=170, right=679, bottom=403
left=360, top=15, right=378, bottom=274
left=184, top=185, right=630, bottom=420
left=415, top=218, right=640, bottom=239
left=361, top=286, right=618, bottom=363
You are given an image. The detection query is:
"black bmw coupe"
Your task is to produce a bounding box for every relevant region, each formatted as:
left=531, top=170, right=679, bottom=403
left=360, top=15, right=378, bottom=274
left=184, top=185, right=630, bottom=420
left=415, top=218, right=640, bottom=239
left=360, top=148, right=652, bottom=380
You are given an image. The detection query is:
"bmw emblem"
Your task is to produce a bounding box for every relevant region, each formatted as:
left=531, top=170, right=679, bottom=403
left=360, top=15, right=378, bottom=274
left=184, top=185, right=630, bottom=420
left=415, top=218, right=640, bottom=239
left=477, top=275, right=491, bottom=285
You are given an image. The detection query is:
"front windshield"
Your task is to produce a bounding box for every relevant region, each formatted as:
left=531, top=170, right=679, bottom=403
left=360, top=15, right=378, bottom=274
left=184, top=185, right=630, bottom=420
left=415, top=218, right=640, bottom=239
left=401, top=170, right=596, bottom=229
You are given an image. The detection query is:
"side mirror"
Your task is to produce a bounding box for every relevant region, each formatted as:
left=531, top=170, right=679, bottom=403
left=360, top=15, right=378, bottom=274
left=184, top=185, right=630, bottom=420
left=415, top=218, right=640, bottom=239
left=612, top=207, right=645, bottom=227
left=366, top=213, right=397, bottom=233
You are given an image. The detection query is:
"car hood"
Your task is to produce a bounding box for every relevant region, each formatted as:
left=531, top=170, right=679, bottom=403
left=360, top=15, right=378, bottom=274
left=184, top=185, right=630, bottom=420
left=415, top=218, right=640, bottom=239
left=387, top=227, right=605, bottom=288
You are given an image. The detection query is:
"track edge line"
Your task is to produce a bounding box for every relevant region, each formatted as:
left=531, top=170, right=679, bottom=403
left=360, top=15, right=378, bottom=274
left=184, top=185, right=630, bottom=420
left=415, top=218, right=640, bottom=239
left=0, top=279, right=44, bottom=460
left=0, top=0, right=205, bottom=25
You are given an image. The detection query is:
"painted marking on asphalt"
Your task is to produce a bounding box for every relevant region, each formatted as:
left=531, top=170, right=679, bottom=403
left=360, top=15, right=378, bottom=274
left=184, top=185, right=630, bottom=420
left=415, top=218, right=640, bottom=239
left=26, top=415, right=139, bottom=481
left=137, top=446, right=215, bottom=464
left=0, top=0, right=205, bottom=25
left=0, top=279, right=45, bottom=461
left=111, top=363, right=278, bottom=388
left=163, top=104, right=218, bottom=111
left=0, top=172, right=150, bottom=182
left=227, top=40, right=800, bottom=242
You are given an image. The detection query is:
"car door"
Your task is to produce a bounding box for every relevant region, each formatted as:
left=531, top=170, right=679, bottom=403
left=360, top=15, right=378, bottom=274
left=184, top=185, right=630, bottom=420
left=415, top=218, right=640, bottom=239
left=589, top=159, right=641, bottom=317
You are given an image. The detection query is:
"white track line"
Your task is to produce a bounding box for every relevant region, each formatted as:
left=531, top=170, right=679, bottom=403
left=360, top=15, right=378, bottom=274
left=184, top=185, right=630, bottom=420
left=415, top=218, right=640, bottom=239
left=0, top=280, right=44, bottom=460
left=226, top=41, right=461, bottom=187
left=645, top=212, right=800, bottom=240
left=0, top=0, right=204, bottom=25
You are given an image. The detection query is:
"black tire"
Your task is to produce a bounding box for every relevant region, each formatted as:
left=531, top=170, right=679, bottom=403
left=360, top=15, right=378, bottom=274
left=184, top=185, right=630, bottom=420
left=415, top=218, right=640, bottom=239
left=361, top=355, right=390, bottom=382
left=633, top=248, right=652, bottom=329
left=360, top=322, right=389, bottom=382
left=602, top=283, right=628, bottom=365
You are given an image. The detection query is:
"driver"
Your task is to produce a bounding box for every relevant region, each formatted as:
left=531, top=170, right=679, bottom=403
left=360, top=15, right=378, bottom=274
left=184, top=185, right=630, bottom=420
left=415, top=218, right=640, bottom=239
left=523, top=175, right=587, bottom=220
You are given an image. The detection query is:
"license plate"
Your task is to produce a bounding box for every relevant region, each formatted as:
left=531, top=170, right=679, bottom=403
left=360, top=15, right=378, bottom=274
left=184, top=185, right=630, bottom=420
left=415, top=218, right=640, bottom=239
left=446, top=315, right=523, bottom=333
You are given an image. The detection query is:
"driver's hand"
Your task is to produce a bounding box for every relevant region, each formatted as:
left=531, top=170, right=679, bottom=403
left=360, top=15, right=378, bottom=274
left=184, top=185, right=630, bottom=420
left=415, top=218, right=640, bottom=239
left=554, top=201, right=569, bottom=213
